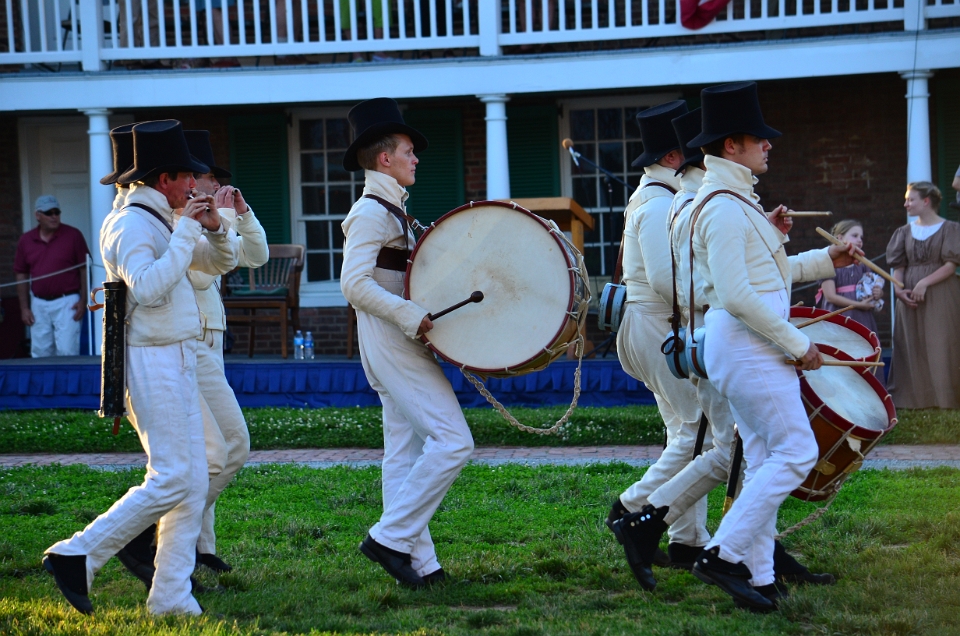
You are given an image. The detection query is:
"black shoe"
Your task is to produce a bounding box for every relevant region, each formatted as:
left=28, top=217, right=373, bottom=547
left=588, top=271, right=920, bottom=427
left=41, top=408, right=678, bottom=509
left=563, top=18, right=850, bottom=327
left=422, top=568, right=447, bottom=585
left=734, top=582, right=786, bottom=613
left=612, top=505, right=668, bottom=591
left=116, top=524, right=157, bottom=590
left=691, top=547, right=774, bottom=611
left=197, top=551, right=233, bottom=573
left=116, top=546, right=155, bottom=590
left=359, top=535, right=425, bottom=589
left=773, top=540, right=836, bottom=585
left=43, top=554, right=93, bottom=615
left=667, top=542, right=703, bottom=571
left=606, top=498, right=670, bottom=567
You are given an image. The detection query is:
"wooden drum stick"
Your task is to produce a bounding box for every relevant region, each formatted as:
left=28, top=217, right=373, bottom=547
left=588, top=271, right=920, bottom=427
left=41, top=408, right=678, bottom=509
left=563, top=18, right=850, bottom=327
left=784, top=359, right=885, bottom=368
left=781, top=211, right=832, bottom=217
left=429, top=291, right=484, bottom=321
left=816, top=227, right=904, bottom=289
left=795, top=305, right=854, bottom=329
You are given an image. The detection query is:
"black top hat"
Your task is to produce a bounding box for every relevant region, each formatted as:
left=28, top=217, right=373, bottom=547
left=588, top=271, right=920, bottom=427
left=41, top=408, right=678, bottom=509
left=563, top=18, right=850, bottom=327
left=671, top=108, right=706, bottom=173
left=687, top=82, right=781, bottom=148
left=117, top=120, right=209, bottom=185
left=184, top=130, right=232, bottom=179
left=100, top=123, right=136, bottom=185
left=342, top=98, right=428, bottom=173
left=631, top=100, right=689, bottom=168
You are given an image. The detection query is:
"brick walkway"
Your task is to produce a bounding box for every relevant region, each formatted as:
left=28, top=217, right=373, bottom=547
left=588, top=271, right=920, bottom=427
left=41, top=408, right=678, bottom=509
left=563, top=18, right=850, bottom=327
left=2, top=445, right=959, bottom=470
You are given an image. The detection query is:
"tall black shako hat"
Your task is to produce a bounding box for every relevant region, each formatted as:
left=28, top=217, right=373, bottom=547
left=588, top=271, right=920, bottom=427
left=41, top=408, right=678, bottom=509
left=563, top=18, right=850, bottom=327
left=117, top=120, right=209, bottom=185
left=687, top=82, right=781, bottom=148
left=185, top=130, right=232, bottom=179
left=100, top=123, right=136, bottom=185
left=671, top=108, right=706, bottom=173
left=342, top=98, right=428, bottom=173
left=631, top=100, right=688, bottom=168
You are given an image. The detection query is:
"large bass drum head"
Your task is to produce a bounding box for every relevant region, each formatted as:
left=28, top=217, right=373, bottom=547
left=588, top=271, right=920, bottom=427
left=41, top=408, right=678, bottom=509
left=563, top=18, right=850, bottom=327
left=406, top=202, right=574, bottom=373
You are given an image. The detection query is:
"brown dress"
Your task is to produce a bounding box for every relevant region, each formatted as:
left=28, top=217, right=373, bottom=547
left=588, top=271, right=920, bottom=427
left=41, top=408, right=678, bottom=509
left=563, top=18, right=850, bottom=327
left=885, top=221, right=960, bottom=408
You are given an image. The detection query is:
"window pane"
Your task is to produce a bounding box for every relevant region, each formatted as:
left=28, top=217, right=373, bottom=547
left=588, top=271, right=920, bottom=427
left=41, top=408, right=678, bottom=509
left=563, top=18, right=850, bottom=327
left=597, top=108, right=622, bottom=140
left=599, top=141, right=624, bottom=174
left=333, top=223, right=345, bottom=249
left=326, top=119, right=351, bottom=149
left=305, top=220, right=329, bottom=249
left=300, top=120, right=324, bottom=150
left=334, top=253, right=344, bottom=278
left=307, top=252, right=331, bottom=281
left=624, top=107, right=642, bottom=139
left=301, top=186, right=326, bottom=215
left=570, top=109, right=594, bottom=142
left=570, top=143, right=596, bottom=175
left=626, top=141, right=644, bottom=167
left=327, top=151, right=350, bottom=181
left=572, top=176, right=597, bottom=208
left=329, top=185, right=354, bottom=214
left=301, top=152, right=325, bottom=182
left=583, top=247, right=601, bottom=279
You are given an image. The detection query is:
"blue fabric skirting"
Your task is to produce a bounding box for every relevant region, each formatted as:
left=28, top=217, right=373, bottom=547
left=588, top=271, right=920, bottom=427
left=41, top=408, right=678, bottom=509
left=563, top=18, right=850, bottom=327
left=0, top=358, right=654, bottom=410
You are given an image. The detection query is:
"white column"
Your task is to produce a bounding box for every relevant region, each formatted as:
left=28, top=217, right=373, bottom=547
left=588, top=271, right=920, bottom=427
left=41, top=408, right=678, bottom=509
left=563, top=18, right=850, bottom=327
left=479, top=94, right=510, bottom=200
left=78, top=0, right=105, bottom=71
left=84, top=108, right=113, bottom=355
left=900, top=70, right=934, bottom=184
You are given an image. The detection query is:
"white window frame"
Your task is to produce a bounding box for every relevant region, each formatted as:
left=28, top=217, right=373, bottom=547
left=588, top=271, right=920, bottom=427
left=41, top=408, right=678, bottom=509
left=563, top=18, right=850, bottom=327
left=287, top=106, right=357, bottom=308
left=559, top=92, right=682, bottom=280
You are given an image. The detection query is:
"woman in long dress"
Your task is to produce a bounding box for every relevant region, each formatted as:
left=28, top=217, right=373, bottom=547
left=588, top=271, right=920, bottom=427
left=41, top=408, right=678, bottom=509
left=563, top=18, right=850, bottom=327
left=886, top=181, right=960, bottom=409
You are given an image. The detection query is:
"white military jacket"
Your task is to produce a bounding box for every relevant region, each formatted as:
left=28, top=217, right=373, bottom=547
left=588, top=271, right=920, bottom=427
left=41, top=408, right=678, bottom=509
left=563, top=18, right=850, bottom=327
left=691, top=156, right=835, bottom=358
left=340, top=170, right=427, bottom=339
left=668, top=166, right=706, bottom=315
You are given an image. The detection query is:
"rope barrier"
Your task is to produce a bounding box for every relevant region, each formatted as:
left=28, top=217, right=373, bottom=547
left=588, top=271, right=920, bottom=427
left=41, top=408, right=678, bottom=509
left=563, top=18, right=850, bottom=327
left=0, top=261, right=88, bottom=289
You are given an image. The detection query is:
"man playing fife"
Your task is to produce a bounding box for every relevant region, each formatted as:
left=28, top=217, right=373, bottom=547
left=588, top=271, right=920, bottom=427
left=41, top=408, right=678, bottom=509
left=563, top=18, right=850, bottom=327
left=43, top=120, right=238, bottom=616
left=340, top=98, right=474, bottom=589
left=608, top=100, right=712, bottom=590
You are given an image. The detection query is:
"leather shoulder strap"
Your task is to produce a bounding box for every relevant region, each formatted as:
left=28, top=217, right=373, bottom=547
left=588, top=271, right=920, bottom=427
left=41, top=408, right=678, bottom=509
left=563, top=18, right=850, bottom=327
left=125, top=203, right=173, bottom=236
left=642, top=181, right=678, bottom=196
left=363, top=194, right=421, bottom=242
left=687, top=189, right=740, bottom=335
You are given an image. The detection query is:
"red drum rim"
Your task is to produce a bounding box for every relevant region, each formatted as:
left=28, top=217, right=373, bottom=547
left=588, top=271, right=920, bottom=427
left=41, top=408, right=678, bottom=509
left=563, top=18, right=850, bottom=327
left=795, top=344, right=898, bottom=440
left=403, top=200, right=578, bottom=375
left=789, top=307, right=882, bottom=362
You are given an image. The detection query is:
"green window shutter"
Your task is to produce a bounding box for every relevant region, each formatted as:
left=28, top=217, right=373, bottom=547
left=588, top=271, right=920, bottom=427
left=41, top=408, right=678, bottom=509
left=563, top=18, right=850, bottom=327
left=507, top=105, right=560, bottom=198
left=228, top=114, right=291, bottom=243
left=402, top=109, right=464, bottom=225
left=937, top=78, right=960, bottom=221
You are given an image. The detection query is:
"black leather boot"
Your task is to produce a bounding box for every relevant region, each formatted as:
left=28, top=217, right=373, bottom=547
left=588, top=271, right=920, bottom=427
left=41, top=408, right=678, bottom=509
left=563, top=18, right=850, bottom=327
left=606, top=499, right=671, bottom=567
left=692, top=547, right=774, bottom=611
left=116, top=524, right=157, bottom=590
left=773, top=540, right=836, bottom=585
left=667, top=542, right=703, bottom=571
left=360, top=534, right=425, bottom=589
left=612, top=505, right=668, bottom=591
left=43, top=554, right=93, bottom=615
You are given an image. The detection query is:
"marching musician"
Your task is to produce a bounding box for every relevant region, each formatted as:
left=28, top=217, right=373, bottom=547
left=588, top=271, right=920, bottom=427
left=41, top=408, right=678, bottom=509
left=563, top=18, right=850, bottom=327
left=43, top=120, right=237, bottom=615
left=607, top=101, right=711, bottom=591
left=340, top=98, right=473, bottom=589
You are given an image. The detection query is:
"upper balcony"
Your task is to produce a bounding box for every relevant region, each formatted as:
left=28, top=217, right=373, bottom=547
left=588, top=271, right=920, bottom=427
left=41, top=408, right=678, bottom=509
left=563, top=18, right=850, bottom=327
left=2, top=0, right=958, bottom=73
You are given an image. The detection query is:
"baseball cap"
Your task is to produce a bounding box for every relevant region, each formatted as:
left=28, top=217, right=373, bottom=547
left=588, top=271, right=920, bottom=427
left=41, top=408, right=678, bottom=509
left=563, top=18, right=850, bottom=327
left=35, top=195, right=61, bottom=213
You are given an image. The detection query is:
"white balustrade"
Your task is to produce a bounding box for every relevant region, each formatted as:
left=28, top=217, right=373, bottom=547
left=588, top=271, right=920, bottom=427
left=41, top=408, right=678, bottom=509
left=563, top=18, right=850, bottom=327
left=1, top=0, right=957, bottom=67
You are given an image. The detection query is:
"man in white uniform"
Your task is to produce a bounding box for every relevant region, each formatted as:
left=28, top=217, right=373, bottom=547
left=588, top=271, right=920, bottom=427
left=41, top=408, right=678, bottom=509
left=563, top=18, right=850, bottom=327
left=340, top=98, right=474, bottom=589
left=608, top=101, right=711, bottom=591
left=43, top=120, right=238, bottom=616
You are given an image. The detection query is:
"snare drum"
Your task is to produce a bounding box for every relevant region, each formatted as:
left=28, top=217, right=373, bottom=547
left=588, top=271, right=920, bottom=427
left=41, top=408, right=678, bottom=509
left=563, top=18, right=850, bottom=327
left=789, top=307, right=881, bottom=363
left=405, top=201, right=590, bottom=379
left=793, top=345, right=897, bottom=501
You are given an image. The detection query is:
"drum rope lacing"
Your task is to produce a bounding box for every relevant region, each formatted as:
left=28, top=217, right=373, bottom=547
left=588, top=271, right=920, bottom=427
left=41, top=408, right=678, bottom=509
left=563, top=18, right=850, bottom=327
left=460, top=231, right=591, bottom=436
left=776, top=481, right=844, bottom=540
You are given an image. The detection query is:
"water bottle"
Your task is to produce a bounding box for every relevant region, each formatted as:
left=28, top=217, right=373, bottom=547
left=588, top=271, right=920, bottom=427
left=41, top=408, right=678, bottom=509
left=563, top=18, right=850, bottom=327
left=304, top=331, right=314, bottom=360
left=293, top=330, right=304, bottom=360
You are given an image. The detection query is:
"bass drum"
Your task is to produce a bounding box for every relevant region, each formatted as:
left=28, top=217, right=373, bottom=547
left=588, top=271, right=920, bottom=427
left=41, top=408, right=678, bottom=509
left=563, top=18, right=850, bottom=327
left=405, top=201, right=590, bottom=379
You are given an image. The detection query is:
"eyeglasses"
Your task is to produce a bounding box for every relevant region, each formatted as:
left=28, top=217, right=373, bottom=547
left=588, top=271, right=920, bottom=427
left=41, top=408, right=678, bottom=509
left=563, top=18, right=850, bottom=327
left=39, top=209, right=61, bottom=216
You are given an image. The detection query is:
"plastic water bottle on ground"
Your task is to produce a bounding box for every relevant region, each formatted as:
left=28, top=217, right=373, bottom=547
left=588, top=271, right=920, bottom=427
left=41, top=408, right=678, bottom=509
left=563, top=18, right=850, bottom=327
left=304, top=331, right=314, bottom=360
left=293, top=330, right=304, bottom=360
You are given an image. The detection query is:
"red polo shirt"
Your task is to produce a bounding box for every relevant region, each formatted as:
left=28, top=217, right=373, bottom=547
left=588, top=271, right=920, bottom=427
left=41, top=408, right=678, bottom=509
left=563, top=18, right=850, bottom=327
left=14, top=223, right=90, bottom=299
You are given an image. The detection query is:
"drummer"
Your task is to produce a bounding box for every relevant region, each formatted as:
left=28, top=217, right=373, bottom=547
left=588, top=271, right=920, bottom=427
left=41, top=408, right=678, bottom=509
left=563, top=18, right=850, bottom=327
left=340, top=98, right=473, bottom=589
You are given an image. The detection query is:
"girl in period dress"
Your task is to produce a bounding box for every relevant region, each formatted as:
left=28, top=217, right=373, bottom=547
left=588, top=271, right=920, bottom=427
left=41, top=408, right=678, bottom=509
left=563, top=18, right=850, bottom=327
left=886, top=182, right=960, bottom=409
left=818, top=219, right=884, bottom=334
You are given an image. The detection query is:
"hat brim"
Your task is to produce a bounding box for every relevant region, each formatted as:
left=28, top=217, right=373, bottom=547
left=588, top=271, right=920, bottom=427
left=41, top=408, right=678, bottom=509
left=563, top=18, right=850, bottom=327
left=687, top=124, right=782, bottom=149
left=210, top=166, right=233, bottom=179
left=630, top=144, right=681, bottom=169
left=342, top=123, right=428, bottom=172
left=100, top=165, right=132, bottom=186
left=676, top=150, right=706, bottom=175
left=117, top=156, right=210, bottom=185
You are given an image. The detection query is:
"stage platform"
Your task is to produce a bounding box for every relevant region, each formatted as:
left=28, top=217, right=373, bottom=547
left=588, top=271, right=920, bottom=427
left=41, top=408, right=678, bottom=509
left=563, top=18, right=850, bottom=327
left=0, top=354, right=654, bottom=410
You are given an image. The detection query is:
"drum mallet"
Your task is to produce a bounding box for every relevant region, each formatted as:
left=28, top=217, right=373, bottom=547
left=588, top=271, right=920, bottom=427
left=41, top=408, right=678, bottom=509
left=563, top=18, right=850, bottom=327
left=429, top=291, right=484, bottom=321
left=816, top=227, right=904, bottom=288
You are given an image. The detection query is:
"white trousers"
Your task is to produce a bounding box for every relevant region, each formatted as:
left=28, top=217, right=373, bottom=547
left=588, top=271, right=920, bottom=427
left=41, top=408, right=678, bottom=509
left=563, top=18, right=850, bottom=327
left=648, top=376, right=735, bottom=526
left=197, top=329, right=250, bottom=554
left=703, top=290, right=818, bottom=587
left=616, top=303, right=711, bottom=547
left=30, top=293, right=81, bottom=357
left=46, top=340, right=207, bottom=615
left=357, top=309, right=474, bottom=577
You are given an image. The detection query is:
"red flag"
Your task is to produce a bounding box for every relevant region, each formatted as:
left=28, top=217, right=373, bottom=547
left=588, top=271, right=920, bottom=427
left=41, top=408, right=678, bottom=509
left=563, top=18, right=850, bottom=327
left=681, top=0, right=734, bottom=29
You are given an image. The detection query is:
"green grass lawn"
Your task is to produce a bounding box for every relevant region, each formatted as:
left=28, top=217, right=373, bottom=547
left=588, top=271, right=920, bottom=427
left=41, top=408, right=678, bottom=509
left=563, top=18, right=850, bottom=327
left=1, top=407, right=957, bottom=454
left=2, top=463, right=960, bottom=635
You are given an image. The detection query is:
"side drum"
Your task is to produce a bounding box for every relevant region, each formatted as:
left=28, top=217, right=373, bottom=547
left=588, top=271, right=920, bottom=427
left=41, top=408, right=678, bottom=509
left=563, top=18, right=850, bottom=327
left=405, top=201, right=590, bottom=379
left=789, top=307, right=881, bottom=363
left=793, top=345, right=897, bottom=501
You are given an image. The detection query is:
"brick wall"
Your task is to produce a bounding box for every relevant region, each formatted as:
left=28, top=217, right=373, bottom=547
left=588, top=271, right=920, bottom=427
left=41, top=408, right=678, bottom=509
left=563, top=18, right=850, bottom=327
left=225, top=306, right=354, bottom=358
left=462, top=101, right=487, bottom=200
left=0, top=116, right=21, bottom=299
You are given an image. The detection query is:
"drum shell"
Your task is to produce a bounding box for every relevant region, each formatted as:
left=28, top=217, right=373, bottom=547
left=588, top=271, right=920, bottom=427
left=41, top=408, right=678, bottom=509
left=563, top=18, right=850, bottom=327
left=792, top=345, right=897, bottom=501
left=789, top=307, right=881, bottom=363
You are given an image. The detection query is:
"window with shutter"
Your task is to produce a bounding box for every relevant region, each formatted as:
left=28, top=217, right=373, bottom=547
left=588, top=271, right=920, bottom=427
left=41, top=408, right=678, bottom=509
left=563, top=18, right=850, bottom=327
left=402, top=109, right=465, bottom=225
left=507, top=104, right=561, bottom=198
left=936, top=78, right=960, bottom=221
left=228, top=114, right=291, bottom=244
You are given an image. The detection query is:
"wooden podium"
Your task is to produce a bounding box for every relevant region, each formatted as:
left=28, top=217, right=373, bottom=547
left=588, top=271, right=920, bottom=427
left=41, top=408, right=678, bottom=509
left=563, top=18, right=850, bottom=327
left=500, top=197, right=596, bottom=359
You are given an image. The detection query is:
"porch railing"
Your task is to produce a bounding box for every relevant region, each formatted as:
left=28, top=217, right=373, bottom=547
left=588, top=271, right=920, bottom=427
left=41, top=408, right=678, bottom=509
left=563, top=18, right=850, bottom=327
left=1, top=0, right=957, bottom=70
